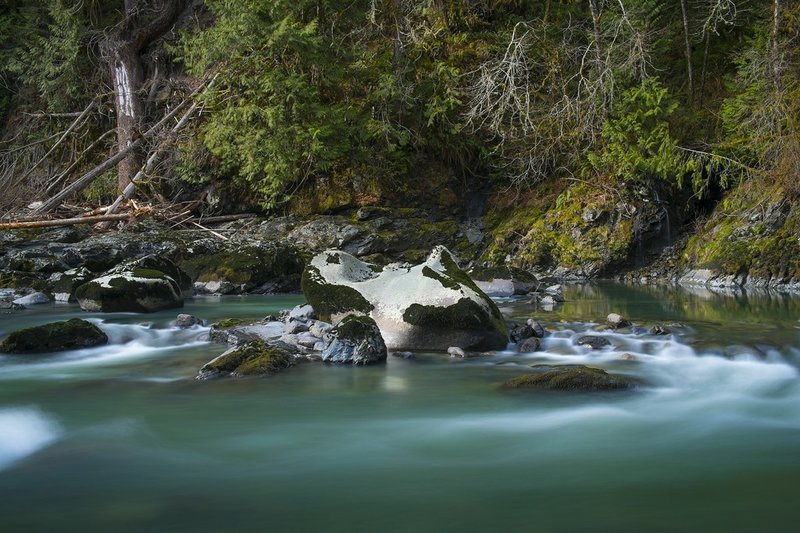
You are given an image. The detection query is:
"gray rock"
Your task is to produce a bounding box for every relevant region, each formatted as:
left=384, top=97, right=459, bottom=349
left=526, top=319, right=546, bottom=338
left=284, top=319, right=309, bottom=334
left=296, top=332, right=321, bottom=348
left=288, top=304, right=316, bottom=321
left=517, top=337, right=541, bottom=352
left=308, top=320, right=333, bottom=338
left=303, top=247, right=507, bottom=351
left=13, top=292, right=50, bottom=306
left=649, top=325, right=670, bottom=335
left=576, top=335, right=611, bottom=350
left=544, top=284, right=565, bottom=302
left=510, top=324, right=534, bottom=343
left=321, top=315, right=387, bottom=365
left=194, top=280, right=237, bottom=295
left=607, top=313, right=631, bottom=329
left=468, top=265, right=537, bottom=297
left=176, top=314, right=202, bottom=328
left=447, top=346, right=467, bottom=358
left=392, top=351, right=414, bottom=359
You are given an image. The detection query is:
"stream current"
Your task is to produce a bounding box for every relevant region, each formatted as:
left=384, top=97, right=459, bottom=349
left=1, top=283, right=799, bottom=532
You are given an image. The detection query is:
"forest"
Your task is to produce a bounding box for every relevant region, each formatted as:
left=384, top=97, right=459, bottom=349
left=0, top=0, right=799, bottom=279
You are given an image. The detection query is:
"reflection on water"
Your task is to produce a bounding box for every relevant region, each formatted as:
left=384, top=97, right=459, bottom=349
left=0, top=287, right=799, bottom=532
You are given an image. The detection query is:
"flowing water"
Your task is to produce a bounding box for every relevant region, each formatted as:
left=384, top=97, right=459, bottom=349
left=1, top=284, right=799, bottom=532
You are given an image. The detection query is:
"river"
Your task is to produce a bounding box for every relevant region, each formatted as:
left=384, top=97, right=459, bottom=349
left=1, top=283, right=799, bottom=532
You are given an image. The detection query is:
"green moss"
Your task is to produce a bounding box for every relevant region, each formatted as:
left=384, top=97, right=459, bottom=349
left=334, top=314, right=376, bottom=339
left=130, top=268, right=168, bottom=280
left=214, top=318, right=245, bottom=329
left=503, top=365, right=637, bottom=391
left=301, top=265, right=374, bottom=321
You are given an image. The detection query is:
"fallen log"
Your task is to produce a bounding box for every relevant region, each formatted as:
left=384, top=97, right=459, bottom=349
left=0, top=213, right=131, bottom=230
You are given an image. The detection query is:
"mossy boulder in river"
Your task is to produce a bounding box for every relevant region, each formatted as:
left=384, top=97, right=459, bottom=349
left=503, top=365, right=637, bottom=392
left=302, top=246, right=507, bottom=351
left=0, top=318, right=108, bottom=353
left=75, top=256, right=189, bottom=313
left=321, top=315, right=387, bottom=365
left=197, top=340, right=294, bottom=379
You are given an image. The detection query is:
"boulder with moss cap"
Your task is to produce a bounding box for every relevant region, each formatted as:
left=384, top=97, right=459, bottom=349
left=75, top=255, right=189, bottom=313
left=1, top=318, right=108, bottom=353
left=302, top=246, right=508, bottom=351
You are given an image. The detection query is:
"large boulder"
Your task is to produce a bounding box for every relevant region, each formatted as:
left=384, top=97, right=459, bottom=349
left=197, top=340, right=294, bottom=379
left=321, top=315, right=387, bottom=365
left=502, top=365, right=637, bottom=392
left=0, top=318, right=108, bottom=353
left=302, top=246, right=507, bottom=351
left=75, top=256, right=189, bottom=313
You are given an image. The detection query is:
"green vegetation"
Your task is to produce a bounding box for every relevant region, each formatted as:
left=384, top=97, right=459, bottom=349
left=200, top=340, right=293, bottom=377
left=1, top=1, right=799, bottom=278
left=503, top=365, right=637, bottom=392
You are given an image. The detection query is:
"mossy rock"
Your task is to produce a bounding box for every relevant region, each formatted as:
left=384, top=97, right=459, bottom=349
left=197, top=340, right=294, bottom=379
left=75, top=272, right=183, bottom=313
left=0, top=318, right=108, bottom=354
left=178, top=243, right=303, bottom=292
left=503, top=365, right=637, bottom=392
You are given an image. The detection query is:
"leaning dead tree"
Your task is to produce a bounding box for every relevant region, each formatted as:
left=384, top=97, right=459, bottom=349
left=33, top=77, right=214, bottom=215
left=100, top=0, right=187, bottom=193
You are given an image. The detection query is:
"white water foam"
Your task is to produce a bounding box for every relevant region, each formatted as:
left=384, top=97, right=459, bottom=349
left=0, top=320, right=210, bottom=379
left=0, top=407, right=61, bottom=471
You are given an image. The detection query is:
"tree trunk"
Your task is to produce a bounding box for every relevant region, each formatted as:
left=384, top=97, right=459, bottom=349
left=680, top=0, right=694, bottom=100
left=588, top=0, right=604, bottom=75
left=108, top=42, right=145, bottom=193
left=772, top=0, right=781, bottom=82
left=102, top=1, right=186, bottom=194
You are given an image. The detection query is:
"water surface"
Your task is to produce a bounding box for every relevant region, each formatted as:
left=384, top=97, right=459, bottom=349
left=1, top=284, right=799, bottom=532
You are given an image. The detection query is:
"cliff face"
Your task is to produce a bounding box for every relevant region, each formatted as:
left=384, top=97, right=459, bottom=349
left=475, top=176, right=799, bottom=290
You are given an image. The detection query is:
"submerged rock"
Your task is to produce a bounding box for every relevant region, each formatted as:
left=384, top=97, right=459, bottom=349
left=175, top=314, right=202, bottom=328
left=321, top=315, right=387, bottom=365
left=649, top=325, right=671, bottom=336
left=517, top=337, right=541, bottom=353
left=0, top=318, right=108, bottom=353
left=575, top=335, right=611, bottom=350
left=302, top=247, right=507, bottom=351
left=197, top=340, right=294, bottom=379
left=502, top=365, right=637, bottom=391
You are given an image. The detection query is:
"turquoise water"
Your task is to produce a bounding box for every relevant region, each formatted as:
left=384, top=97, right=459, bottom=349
left=1, top=284, right=799, bottom=532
